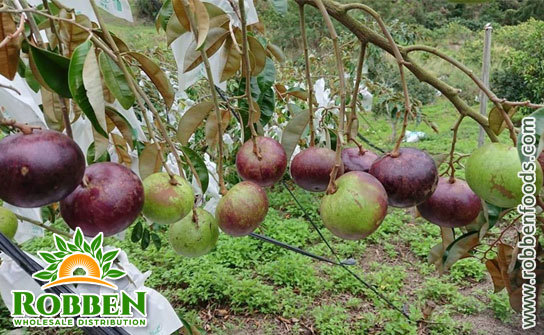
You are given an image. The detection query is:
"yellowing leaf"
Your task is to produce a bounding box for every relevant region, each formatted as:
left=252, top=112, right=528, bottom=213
left=92, top=127, right=109, bottom=161
left=266, top=43, right=285, bottom=63
left=281, top=105, right=310, bottom=160
left=193, top=0, right=210, bottom=49
left=0, top=9, right=21, bottom=80
left=176, top=101, right=214, bottom=145
left=139, top=142, right=163, bottom=179
left=488, top=104, right=517, bottom=136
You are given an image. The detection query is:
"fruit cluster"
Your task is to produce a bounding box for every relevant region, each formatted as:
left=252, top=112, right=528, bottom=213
left=0, top=130, right=541, bottom=258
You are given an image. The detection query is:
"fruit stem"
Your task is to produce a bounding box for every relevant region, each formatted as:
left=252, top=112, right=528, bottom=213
left=239, top=0, right=260, bottom=151
left=447, top=116, right=464, bottom=184
left=192, top=208, right=199, bottom=226
left=347, top=41, right=367, bottom=143
left=181, top=0, right=227, bottom=195
left=313, top=0, right=346, bottom=195
left=344, top=4, right=412, bottom=157
left=0, top=118, right=40, bottom=135
left=349, top=138, right=367, bottom=155
left=298, top=4, right=316, bottom=147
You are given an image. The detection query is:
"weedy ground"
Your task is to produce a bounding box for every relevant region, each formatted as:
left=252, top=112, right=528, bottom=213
left=1, top=21, right=543, bottom=335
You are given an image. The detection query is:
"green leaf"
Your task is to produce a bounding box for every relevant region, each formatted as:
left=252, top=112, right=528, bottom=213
left=46, top=263, right=59, bottom=271
left=102, top=262, right=111, bottom=275
left=29, top=45, right=71, bottom=98
left=155, top=0, right=173, bottom=32
left=102, top=250, right=119, bottom=263
left=54, top=251, right=68, bottom=258
left=151, top=233, right=161, bottom=250
left=91, top=233, right=103, bottom=252
left=270, top=0, right=288, bottom=14
left=181, top=146, right=209, bottom=193
left=484, top=201, right=502, bottom=230
left=33, top=270, right=54, bottom=281
left=98, top=52, right=135, bottom=109
left=38, top=252, right=57, bottom=264
left=74, top=228, right=83, bottom=248
left=131, top=221, right=143, bottom=243
left=281, top=104, right=310, bottom=160
left=442, top=231, right=480, bottom=270
left=83, top=241, right=92, bottom=254
left=96, top=248, right=103, bottom=262
left=141, top=228, right=150, bottom=250
left=68, top=40, right=107, bottom=137
left=105, top=269, right=125, bottom=279
left=54, top=235, right=67, bottom=252
left=67, top=243, right=79, bottom=252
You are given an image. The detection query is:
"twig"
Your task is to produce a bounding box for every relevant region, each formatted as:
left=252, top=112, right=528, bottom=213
left=447, top=116, right=463, bottom=183
left=13, top=0, right=43, bottom=46
left=298, top=4, right=316, bottom=146
left=347, top=41, right=367, bottom=144
left=312, top=0, right=346, bottom=195
left=15, top=214, right=71, bottom=238
left=181, top=0, right=227, bottom=195
left=0, top=83, right=21, bottom=95
left=0, top=13, right=24, bottom=49
left=343, top=3, right=411, bottom=157
left=404, top=45, right=518, bottom=145
left=238, top=0, right=261, bottom=159
left=41, top=0, right=63, bottom=55
left=0, top=118, right=40, bottom=134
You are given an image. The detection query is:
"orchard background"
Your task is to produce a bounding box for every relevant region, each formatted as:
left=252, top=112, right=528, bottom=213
left=0, top=0, right=544, bottom=334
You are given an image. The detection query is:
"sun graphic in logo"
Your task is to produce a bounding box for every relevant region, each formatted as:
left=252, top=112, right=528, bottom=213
left=32, top=228, right=126, bottom=290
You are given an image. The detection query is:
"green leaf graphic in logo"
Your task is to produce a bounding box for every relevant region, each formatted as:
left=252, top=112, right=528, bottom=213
left=32, top=227, right=127, bottom=287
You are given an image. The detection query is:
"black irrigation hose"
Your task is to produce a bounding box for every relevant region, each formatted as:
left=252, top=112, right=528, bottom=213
left=357, top=133, right=386, bottom=154
left=281, top=181, right=412, bottom=321
left=0, top=232, right=130, bottom=335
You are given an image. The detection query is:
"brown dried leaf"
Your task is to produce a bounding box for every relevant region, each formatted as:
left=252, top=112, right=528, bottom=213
left=128, top=52, right=174, bottom=109
left=205, top=109, right=230, bottom=149
left=139, top=142, right=163, bottom=179
left=248, top=35, right=265, bottom=76
left=176, top=101, right=214, bottom=145
left=105, top=107, right=133, bottom=149
left=111, top=134, right=131, bottom=167
left=486, top=259, right=506, bottom=293
left=58, top=10, right=91, bottom=56
left=41, top=89, right=65, bottom=131
left=220, top=38, right=241, bottom=82
left=0, top=10, right=21, bottom=80
left=184, top=27, right=228, bottom=72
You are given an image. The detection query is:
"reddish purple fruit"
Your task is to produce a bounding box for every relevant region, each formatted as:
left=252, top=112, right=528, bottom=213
left=341, top=148, right=379, bottom=173
left=369, top=148, right=438, bottom=208
left=290, top=147, right=344, bottom=192
left=0, top=130, right=85, bottom=208
left=236, top=136, right=287, bottom=187
left=417, top=177, right=482, bottom=228
left=215, top=181, right=268, bottom=236
left=60, top=162, right=144, bottom=237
